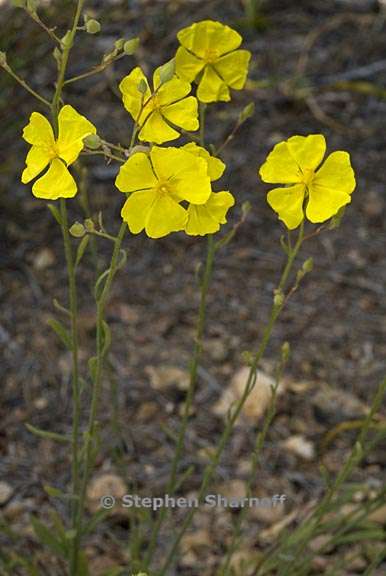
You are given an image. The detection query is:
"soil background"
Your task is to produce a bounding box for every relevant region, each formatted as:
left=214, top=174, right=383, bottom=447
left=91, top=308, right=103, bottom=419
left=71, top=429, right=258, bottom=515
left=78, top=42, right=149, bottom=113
left=1, top=0, right=386, bottom=574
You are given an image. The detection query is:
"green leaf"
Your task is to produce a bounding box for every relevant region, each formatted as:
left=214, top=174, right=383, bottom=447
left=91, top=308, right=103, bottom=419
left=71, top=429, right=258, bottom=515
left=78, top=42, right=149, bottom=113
left=94, top=268, right=110, bottom=301
left=47, top=204, right=62, bottom=225
left=30, top=516, right=66, bottom=557
left=43, top=485, right=65, bottom=498
left=47, top=318, right=73, bottom=350
left=75, top=235, right=90, bottom=267
left=25, top=423, right=70, bottom=444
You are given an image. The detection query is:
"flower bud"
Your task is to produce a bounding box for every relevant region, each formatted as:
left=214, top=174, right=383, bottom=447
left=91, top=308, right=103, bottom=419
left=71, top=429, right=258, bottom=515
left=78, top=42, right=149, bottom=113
left=302, top=257, right=313, bottom=273
left=61, top=30, right=72, bottom=48
left=83, top=133, right=101, bottom=150
left=26, top=0, right=38, bottom=12
left=239, top=101, right=255, bottom=123
left=281, top=341, right=290, bottom=362
left=114, top=38, right=125, bottom=50
left=273, top=289, right=284, bottom=308
left=69, top=222, right=86, bottom=238
left=86, top=19, right=101, bottom=34
left=84, top=218, right=95, bottom=232
left=0, top=52, right=7, bottom=67
left=157, top=59, right=175, bottom=85
left=137, top=79, right=148, bottom=94
left=123, top=37, right=139, bottom=55
left=12, top=0, right=26, bottom=7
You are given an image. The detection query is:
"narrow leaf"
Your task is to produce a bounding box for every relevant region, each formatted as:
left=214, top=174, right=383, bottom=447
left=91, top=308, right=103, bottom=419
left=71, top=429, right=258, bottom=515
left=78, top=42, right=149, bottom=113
left=25, top=423, right=70, bottom=444
left=47, top=318, right=73, bottom=350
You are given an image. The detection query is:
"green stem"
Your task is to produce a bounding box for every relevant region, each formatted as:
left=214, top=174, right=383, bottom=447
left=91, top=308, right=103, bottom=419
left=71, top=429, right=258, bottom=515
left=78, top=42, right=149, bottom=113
left=59, top=199, right=81, bottom=536
left=1, top=64, right=51, bottom=107
left=73, top=222, right=127, bottom=566
left=143, top=235, right=216, bottom=569
left=158, top=223, right=305, bottom=576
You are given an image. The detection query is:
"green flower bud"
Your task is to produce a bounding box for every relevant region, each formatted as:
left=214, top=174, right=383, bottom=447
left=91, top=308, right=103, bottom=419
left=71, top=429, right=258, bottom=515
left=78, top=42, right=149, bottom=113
left=114, top=38, right=125, bottom=50
left=239, top=101, right=255, bottom=123
left=61, top=30, right=72, bottom=48
left=26, top=0, right=38, bottom=12
left=0, top=52, right=7, bottom=67
left=281, top=341, right=290, bottom=362
left=137, top=79, right=148, bottom=94
left=273, top=289, right=284, bottom=308
left=84, top=218, right=95, bottom=232
left=157, top=59, right=175, bottom=85
left=12, top=0, right=27, bottom=7
left=83, top=133, right=101, bottom=150
left=123, top=37, right=139, bottom=55
left=86, top=19, right=101, bottom=34
left=69, top=222, right=86, bottom=238
left=302, top=257, right=313, bottom=273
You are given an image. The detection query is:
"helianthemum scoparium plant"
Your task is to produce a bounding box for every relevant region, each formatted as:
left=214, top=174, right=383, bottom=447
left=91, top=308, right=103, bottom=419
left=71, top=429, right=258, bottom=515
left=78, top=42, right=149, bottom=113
left=2, top=4, right=369, bottom=575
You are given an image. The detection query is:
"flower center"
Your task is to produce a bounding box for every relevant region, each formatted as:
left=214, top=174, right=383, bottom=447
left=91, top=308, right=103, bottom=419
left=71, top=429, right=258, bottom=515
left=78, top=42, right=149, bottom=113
left=300, top=168, right=314, bottom=187
left=157, top=181, right=170, bottom=195
left=203, top=48, right=219, bottom=63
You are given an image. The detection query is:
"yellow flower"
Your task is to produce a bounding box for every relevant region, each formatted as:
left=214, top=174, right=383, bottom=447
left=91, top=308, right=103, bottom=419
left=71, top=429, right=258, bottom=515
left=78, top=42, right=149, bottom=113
left=115, top=146, right=211, bottom=239
left=175, top=20, right=251, bottom=103
left=119, top=66, right=199, bottom=144
left=259, top=134, right=356, bottom=229
left=180, top=142, right=235, bottom=235
left=22, top=105, right=96, bottom=200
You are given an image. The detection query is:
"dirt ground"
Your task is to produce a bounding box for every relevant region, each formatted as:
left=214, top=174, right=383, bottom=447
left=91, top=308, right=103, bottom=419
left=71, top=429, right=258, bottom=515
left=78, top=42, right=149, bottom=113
left=1, top=0, right=386, bottom=574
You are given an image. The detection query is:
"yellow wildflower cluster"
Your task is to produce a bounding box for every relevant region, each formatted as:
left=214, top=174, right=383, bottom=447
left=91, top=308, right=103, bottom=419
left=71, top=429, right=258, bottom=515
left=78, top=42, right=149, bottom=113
left=21, top=19, right=356, bottom=238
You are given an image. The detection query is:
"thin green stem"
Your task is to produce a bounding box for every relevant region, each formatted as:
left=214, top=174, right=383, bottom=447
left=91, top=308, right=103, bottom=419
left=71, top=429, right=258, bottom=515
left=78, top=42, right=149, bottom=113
left=1, top=64, right=51, bottom=107
left=74, top=221, right=127, bottom=561
left=64, top=53, right=125, bottom=85
left=158, top=224, right=305, bottom=576
left=143, top=235, right=216, bottom=569
left=59, top=199, right=81, bottom=538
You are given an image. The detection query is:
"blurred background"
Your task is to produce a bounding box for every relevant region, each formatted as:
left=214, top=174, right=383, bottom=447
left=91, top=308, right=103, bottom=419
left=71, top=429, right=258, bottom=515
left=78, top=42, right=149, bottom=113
left=1, top=0, right=386, bottom=574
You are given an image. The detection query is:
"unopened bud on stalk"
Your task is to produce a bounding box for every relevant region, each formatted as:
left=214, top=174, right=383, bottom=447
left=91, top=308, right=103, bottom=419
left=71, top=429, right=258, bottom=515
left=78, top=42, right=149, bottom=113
left=137, top=79, right=148, bottom=94
left=0, top=52, right=7, bottom=67
left=69, top=222, right=86, bottom=238
left=61, top=30, right=72, bottom=48
left=83, top=134, right=101, bottom=149
left=84, top=218, right=95, bottom=232
left=114, top=38, right=125, bottom=50
left=12, top=0, right=27, bottom=8
left=26, top=0, right=38, bottom=12
left=86, top=19, right=101, bottom=34
left=123, top=38, right=139, bottom=55
left=273, top=289, right=284, bottom=308
left=281, top=341, right=290, bottom=362
left=302, top=257, right=313, bottom=273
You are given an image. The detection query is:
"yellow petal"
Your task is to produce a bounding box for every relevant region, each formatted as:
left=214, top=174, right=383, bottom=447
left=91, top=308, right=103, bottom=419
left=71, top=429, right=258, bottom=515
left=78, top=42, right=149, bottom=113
left=57, top=105, right=96, bottom=165
left=214, top=49, right=251, bottom=89
left=146, top=194, right=188, bottom=238
left=162, top=96, right=199, bottom=131
left=119, top=67, right=152, bottom=122
left=197, top=65, right=230, bottom=103
left=286, top=134, right=326, bottom=173
left=306, top=152, right=355, bottom=223
left=121, top=189, right=158, bottom=234
left=150, top=146, right=211, bottom=204
left=267, top=184, right=306, bottom=229
left=313, top=151, right=356, bottom=196
left=139, top=111, right=180, bottom=144
left=259, top=141, right=301, bottom=184
left=22, top=112, right=55, bottom=148
left=155, top=76, right=191, bottom=105
left=115, top=152, right=157, bottom=193
left=177, top=20, right=242, bottom=59
left=185, top=191, right=235, bottom=236
left=175, top=46, right=206, bottom=82
left=22, top=145, right=52, bottom=183
left=32, top=158, right=77, bottom=200
left=181, top=142, right=225, bottom=181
